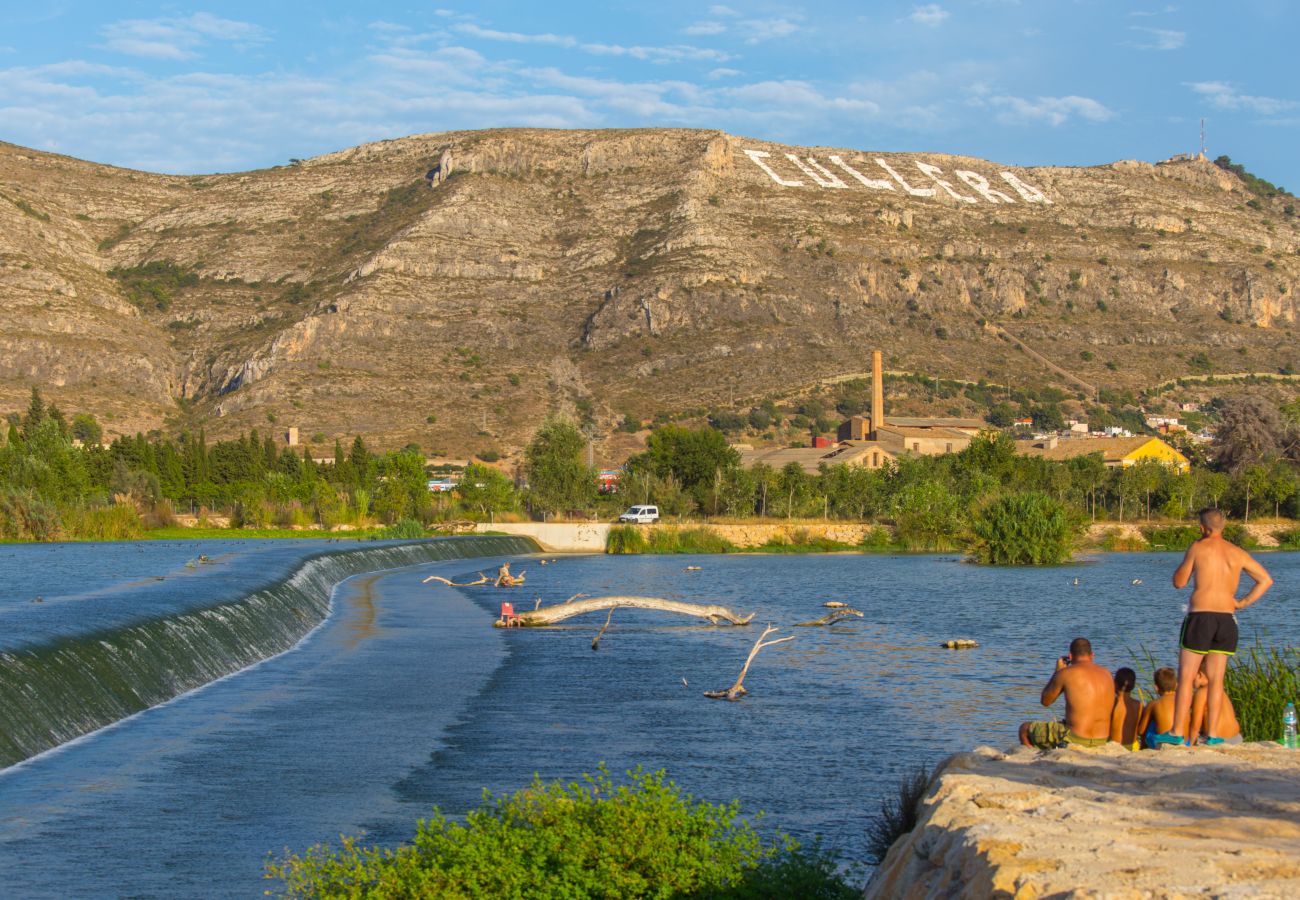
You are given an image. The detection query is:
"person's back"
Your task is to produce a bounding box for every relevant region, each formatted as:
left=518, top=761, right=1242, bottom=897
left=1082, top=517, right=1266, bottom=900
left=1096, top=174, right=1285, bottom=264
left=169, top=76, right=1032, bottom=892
left=1110, top=667, right=1141, bottom=749
left=1150, top=508, right=1273, bottom=747
left=1020, top=637, right=1116, bottom=749
left=1137, top=667, right=1178, bottom=748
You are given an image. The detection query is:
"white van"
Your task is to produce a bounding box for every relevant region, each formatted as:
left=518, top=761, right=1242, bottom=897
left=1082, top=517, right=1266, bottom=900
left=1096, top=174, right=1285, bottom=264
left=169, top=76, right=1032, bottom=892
left=618, top=505, right=660, bottom=524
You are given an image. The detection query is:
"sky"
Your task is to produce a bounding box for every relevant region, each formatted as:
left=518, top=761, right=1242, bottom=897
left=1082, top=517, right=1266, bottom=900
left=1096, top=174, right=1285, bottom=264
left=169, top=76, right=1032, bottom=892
left=0, top=2, right=1295, bottom=187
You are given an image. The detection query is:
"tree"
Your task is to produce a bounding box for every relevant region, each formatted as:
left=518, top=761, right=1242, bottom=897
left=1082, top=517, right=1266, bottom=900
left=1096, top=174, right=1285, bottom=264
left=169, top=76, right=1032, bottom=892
left=457, top=463, right=516, bottom=520
left=373, top=449, right=428, bottom=524
left=1126, top=459, right=1166, bottom=521
left=524, top=416, right=593, bottom=519
left=1211, top=396, right=1287, bottom=474
left=970, top=491, right=1079, bottom=565
left=1239, top=463, right=1271, bottom=523
left=1263, top=462, right=1298, bottom=519
left=71, top=413, right=103, bottom=446
left=631, top=425, right=739, bottom=504
left=21, top=386, right=45, bottom=439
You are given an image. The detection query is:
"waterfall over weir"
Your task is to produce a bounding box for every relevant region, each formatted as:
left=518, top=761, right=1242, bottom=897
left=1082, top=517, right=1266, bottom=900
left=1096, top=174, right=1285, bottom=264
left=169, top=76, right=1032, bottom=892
left=0, top=535, right=536, bottom=769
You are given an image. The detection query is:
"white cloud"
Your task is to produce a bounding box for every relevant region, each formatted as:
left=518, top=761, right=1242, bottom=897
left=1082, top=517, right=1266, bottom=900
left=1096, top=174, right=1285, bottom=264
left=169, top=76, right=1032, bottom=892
left=982, top=94, right=1114, bottom=126
left=738, top=17, right=801, bottom=42
left=101, top=13, right=268, bottom=60
left=683, top=21, right=727, bottom=36
left=1187, top=81, right=1295, bottom=116
left=1129, top=26, right=1185, bottom=50
left=709, top=67, right=741, bottom=79
left=709, top=5, right=740, bottom=16
left=454, top=23, right=731, bottom=62
left=454, top=24, right=576, bottom=46
left=909, top=5, right=950, bottom=27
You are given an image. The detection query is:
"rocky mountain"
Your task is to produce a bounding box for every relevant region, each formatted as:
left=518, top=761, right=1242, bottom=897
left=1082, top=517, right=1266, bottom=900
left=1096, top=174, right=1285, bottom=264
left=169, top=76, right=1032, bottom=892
left=1, top=128, right=1297, bottom=458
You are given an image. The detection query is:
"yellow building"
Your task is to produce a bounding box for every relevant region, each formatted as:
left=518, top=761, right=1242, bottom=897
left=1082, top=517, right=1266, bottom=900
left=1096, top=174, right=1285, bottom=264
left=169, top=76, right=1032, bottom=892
left=1015, top=436, right=1190, bottom=473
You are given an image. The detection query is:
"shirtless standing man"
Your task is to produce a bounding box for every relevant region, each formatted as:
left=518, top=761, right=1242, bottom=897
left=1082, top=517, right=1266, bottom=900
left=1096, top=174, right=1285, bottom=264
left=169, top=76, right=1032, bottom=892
left=1150, top=508, right=1273, bottom=747
left=1020, top=637, right=1116, bottom=749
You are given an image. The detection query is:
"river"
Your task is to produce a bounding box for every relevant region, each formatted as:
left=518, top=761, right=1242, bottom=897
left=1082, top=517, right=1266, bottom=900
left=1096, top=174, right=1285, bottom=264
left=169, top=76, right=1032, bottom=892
left=0, top=543, right=1295, bottom=897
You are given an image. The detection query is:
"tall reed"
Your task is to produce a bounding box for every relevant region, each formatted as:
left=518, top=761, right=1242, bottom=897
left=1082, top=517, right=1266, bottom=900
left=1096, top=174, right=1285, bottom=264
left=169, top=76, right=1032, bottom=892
left=1224, top=642, right=1300, bottom=742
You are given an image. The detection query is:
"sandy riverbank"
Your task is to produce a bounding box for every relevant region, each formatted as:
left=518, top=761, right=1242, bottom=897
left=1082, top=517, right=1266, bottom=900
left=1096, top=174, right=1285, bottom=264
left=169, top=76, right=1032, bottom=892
left=867, top=742, right=1300, bottom=898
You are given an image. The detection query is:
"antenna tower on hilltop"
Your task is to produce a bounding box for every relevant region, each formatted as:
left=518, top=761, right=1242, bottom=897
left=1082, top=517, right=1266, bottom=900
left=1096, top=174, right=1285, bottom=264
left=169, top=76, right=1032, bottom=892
left=1198, top=118, right=1207, bottom=161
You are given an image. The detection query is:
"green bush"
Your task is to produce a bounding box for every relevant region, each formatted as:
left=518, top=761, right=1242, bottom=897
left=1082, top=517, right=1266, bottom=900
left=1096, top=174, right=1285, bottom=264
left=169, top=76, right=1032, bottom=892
left=858, top=526, right=893, bottom=551
left=1275, top=528, right=1300, bottom=550
left=969, top=491, right=1079, bottom=565
left=0, top=490, right=61, bottom=541
left=268, top=767, right=859, bottom=899
left=374, top=518, right=427, bottom=540
left=1223, top=523, right=1258, bottom=550
left=606, top=524, right=648, bottom=554
left=645, top=527, right=736, bottom=554
left=1225, top=643, right=1300, bottom=742
left=60, top=503, right=143, bottom=540
left=1141, top=525, right=1200, bottom=551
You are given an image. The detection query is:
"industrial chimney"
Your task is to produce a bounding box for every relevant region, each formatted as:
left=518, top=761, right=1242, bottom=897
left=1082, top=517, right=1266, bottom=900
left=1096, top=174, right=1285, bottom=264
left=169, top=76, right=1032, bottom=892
left=871, top=350, right=884, bottom=440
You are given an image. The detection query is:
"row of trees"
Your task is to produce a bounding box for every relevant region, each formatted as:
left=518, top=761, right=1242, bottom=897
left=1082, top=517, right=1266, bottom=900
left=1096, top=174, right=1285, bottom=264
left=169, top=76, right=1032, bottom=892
left=4, top=388, right=1299, bottom=541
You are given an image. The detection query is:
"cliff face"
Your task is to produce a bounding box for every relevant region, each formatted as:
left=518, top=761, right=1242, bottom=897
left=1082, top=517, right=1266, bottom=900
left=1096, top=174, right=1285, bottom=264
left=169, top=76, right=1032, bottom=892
left=867, top=743, right=1300, bottom=899
left=1, top=129, right=1296, bottom=451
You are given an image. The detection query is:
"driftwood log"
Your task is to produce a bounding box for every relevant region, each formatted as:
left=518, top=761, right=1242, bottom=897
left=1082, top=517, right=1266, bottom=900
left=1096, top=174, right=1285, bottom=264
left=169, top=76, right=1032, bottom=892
left=508, top=596, right=754, bottom=627
left=704, top=625, right=794, bottom=700
left=795, top=608, right=865, bottom=627
left=423, top=573, right=488, bottom=587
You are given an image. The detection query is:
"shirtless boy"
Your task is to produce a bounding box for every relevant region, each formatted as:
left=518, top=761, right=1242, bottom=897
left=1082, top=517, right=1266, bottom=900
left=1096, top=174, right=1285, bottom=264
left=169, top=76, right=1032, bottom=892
left=1136, top=667, right=1178, bottom=748
left=1020, top=637, right=1116, bottom=749
left=1110, top=667, right=1142, bottom=750
left=1150, top=508, right=1273, bottom=747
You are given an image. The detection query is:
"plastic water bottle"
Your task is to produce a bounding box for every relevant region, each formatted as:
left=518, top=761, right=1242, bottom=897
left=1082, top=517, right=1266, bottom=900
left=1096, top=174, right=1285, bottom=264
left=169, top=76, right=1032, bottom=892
left=1284, top=702, right=1298, bottom=749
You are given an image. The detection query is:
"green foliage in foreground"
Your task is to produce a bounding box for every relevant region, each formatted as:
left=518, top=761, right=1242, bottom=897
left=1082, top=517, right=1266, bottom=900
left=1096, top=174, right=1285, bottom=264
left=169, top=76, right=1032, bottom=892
left=1141, top=524, right=1200, bottom=551
left=1224, top=643, right=1300, bottom=743
left=968, top=492, right=1080, bottom=565
left=268, top=767, right=859, bottom=899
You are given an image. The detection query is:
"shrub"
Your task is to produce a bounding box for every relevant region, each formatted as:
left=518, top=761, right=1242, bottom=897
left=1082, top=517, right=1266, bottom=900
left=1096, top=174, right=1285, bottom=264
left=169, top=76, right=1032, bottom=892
left=969, top=492, right=1079, bottom=565
left=269, top=767, right=859, bottom=899
left=60, top=503, right=143, bottom=541
left=859, top=526, right=893, bottom=550
left=0, top=489, right=61, bottom=541
left=606, top=524, right=648, bottom=554
left=1223, top=523, right=1258, bottom=550
left=1275, top=528, right=1300, bottom=550
left=645, top=527, right=736, bottom=554
left=865, top=765, right=931, bottom=865
left=1225, top=643, right=1300, bottom=742
left=374, top=518, right=427, bottom=540
left=1141, top=525, right=1200, bottom=551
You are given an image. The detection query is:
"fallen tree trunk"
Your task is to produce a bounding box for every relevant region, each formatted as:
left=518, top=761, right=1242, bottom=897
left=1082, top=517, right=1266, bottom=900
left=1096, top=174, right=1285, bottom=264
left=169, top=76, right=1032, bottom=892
left=511, top=596, right=754, bottom=627
left=591, top=608, right=615, bottom=651
left=795, top=608, right=864, bottom=627
left=423, top=573, right=488, bottom=587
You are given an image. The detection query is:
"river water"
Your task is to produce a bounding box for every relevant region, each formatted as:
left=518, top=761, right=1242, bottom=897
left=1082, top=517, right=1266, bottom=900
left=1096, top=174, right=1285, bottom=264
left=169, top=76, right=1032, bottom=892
left=0, top=544, right=1295, bottom=897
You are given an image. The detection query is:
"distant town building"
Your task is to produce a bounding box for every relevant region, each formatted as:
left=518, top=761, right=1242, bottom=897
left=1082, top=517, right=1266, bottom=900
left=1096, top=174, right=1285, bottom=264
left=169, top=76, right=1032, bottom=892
left=740, top=349, right=983, bottom=473
left=285, top=426, right=299, bottom=446
left=1015, top=436, right=1190, bottom=473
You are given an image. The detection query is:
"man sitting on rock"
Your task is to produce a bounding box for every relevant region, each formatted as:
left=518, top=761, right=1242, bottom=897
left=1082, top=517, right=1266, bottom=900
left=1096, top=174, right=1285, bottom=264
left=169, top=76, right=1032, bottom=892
left=1020, top=637, right=1115, bottom=750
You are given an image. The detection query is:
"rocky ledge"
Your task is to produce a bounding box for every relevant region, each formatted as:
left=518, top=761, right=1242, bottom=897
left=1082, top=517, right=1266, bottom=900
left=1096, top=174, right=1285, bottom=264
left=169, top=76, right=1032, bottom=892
left=868, top=743, right=1300, bottom=899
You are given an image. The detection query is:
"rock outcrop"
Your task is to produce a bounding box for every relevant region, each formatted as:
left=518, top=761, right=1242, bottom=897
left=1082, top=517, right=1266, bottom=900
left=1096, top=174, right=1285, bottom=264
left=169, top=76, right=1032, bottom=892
left=868, top=743, right=1300, bottom=899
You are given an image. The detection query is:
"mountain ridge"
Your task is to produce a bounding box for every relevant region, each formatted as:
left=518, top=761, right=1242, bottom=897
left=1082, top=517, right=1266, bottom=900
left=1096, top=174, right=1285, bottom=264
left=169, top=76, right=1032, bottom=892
left=1, top=128, right=1296, bottom=458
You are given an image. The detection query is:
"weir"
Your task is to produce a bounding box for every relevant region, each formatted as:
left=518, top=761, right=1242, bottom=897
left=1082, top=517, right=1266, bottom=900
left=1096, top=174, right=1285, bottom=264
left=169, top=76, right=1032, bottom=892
left=0, top=535, right=537, bottom=769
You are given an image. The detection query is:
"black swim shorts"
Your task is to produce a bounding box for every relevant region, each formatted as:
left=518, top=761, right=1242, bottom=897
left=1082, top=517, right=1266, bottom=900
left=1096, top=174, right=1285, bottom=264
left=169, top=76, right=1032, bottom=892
left=1180, top=611, right=1239, bottom=656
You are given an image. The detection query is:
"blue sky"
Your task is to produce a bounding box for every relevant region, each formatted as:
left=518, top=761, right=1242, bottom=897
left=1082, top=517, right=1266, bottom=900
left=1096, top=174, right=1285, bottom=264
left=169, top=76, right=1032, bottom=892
left=0, top=2, right=1295, bottom=187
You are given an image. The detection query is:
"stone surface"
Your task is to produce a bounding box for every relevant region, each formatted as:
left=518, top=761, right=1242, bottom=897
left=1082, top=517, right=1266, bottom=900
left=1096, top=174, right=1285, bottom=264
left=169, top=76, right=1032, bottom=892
left=867, top=742, right=1300, bottom=899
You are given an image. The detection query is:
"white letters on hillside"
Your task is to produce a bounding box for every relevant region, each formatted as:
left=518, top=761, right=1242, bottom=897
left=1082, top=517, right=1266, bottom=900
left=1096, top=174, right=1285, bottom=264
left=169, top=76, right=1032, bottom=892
left=827, top=155, right=894, bottom=191
left=914, top=162, right=977, bottom=204
left=874, top=158, right=936, bottom=197
left=744, top=149, right=1054, bottom=205
left=785, top=154, right=849, bottom=189
left=742, top=149, right=804, bottom=187
left=954, top=170, right=1015, bottom=204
